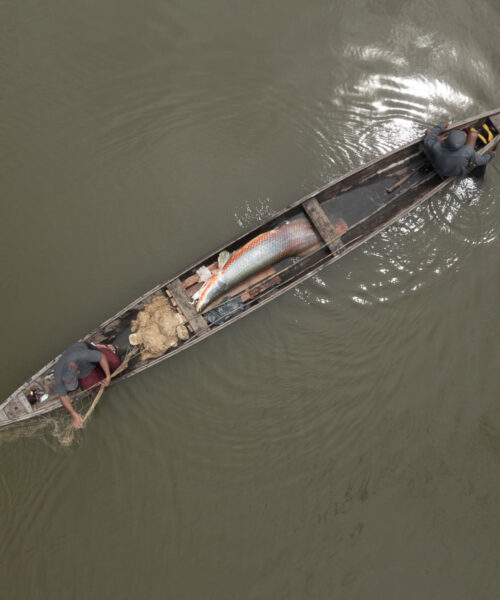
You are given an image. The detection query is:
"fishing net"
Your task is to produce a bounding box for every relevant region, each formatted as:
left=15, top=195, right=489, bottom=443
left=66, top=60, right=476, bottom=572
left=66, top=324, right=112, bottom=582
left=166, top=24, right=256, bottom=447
left=0, top=398, right=88, bottom=449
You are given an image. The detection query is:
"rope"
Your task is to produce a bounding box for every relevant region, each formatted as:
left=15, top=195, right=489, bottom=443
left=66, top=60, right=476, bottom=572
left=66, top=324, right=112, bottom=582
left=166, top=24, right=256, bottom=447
left=81, top=347, right=139, bottom=427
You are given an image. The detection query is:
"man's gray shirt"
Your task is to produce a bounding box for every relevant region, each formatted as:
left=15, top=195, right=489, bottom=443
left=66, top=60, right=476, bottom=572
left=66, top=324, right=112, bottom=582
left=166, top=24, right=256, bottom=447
left=424, top=124, right=493, bottom=178
left=54, top=342, right=102, bottom=396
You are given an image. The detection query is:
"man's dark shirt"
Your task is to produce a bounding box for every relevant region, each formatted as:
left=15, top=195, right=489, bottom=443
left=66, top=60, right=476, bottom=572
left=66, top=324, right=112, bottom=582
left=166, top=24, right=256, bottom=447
left=424, top=124, right=493, bottom=178
left=54, top=342, right=102, bottom=396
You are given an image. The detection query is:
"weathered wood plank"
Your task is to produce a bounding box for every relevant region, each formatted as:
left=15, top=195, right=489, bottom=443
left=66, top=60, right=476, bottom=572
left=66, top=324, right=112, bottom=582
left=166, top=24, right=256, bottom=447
left=302, top=197, right=343, bottom=253
left=3, top=396, right=30, bottom=420
left=0, top=407, right=8, bottom=425
left=182, top=274, right=199, bottom=288
left=186, top=282, right=203, bottom=298
left=166, top=279, right=209, bottom=334
left=241, top=275, right=281, bottom=303
left=17, top=392, right=34, bottom=414
left=489, top=114, right=500, bottom=131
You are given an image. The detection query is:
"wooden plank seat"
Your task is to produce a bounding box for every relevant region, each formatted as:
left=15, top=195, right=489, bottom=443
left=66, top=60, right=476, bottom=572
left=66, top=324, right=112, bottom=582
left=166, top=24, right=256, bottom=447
left=166, top=279, right=209, bottom=335
left=302, top=197, right=345, bottom=253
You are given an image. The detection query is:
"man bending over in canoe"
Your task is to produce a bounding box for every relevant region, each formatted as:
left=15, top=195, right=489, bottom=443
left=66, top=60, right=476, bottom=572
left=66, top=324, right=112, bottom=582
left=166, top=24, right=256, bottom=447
left=54, top=342, right=121, bottom=429
left=424, top=122, right=495, bottom=178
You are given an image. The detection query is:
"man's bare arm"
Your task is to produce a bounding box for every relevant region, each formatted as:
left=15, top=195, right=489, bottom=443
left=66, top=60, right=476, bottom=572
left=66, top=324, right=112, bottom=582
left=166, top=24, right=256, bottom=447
left=60, top=395, right=83, bottom=429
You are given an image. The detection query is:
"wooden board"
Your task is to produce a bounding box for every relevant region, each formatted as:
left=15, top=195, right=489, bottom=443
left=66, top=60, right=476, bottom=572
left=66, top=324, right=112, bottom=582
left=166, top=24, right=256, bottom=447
left=302, top=197, right=344, bottom=253
left=489, top=114, right=500, bottom=131
left=166, top=278, right=209, bottom=334
left=17, top=392, right=33, bottom=414
left=3, top=396, right=31, bottom=420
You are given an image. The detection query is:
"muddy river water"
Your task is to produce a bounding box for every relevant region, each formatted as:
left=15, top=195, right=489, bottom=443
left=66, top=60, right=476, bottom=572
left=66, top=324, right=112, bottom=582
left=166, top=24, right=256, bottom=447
left=1, top=1, right=500, bottom=598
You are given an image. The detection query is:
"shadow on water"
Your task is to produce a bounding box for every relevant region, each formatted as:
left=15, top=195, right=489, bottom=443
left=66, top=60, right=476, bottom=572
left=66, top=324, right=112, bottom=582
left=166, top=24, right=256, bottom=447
left=469, top=164, right=487, bottom=184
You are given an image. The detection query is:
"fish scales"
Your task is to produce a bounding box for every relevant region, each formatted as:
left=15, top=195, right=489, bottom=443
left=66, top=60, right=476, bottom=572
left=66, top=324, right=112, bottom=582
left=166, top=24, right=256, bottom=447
left=196, top=218, right=321, bottom=311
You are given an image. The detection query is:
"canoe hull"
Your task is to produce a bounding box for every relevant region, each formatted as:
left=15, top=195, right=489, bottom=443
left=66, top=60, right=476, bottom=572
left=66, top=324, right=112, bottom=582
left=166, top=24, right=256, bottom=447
left=2, top=108, right=500, bottom=428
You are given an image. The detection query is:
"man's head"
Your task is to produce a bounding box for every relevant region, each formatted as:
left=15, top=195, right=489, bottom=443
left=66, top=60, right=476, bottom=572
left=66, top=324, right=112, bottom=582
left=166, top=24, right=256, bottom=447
left=444, top=130, right=467, bottom=151
left=62, top=363, right=79, bottom=392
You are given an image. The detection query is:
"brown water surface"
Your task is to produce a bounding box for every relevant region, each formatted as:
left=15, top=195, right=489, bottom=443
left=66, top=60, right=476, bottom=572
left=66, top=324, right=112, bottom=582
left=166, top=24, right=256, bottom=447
left=1, top=1, right=500, bottom=598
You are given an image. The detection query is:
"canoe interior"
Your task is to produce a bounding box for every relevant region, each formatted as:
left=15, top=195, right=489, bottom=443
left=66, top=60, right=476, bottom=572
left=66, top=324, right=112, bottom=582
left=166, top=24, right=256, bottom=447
left=2, top=110, right=500, bottom=427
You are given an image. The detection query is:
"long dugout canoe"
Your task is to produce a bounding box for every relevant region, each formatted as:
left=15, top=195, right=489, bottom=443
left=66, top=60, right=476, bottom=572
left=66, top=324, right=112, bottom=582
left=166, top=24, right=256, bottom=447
left=2, top=108, right=499, bottom=428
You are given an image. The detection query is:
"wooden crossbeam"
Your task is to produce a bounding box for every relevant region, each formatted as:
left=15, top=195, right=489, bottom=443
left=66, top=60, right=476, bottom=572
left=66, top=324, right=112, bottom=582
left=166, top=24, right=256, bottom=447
left=17, top=392, right=33, bottom=414
left=166, top=279, right=209, bottom=334
left=489, top=114, right=500, bottom=131
left=3, top=395, right=31, bottom=420
left=302, top=197, right=343, bottom=253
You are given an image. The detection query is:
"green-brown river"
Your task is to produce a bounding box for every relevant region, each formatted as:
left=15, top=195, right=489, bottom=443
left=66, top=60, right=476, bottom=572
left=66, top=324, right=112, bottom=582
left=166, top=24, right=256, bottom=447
left=1, top=1, right=500, bottom=598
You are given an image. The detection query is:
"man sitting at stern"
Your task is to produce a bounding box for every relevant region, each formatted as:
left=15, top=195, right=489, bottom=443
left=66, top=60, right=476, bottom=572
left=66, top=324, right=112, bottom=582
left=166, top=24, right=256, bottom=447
left=424, top=121, right=495, bottom=178
left=54, top=342, right=120, bottom=429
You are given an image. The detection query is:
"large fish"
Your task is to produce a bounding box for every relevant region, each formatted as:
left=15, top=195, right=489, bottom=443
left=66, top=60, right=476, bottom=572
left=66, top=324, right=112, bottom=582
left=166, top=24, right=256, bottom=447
left=195, top=217, right=322, bottom=312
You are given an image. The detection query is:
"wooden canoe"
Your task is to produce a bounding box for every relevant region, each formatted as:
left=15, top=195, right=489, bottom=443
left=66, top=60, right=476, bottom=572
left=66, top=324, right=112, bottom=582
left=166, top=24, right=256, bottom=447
left=2, top=108, right=499, bottom=428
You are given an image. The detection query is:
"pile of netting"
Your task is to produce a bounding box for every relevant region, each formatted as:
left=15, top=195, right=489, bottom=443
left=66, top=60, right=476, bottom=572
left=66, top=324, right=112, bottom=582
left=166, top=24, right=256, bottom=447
left=129, top=295, right=189, bottom=360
